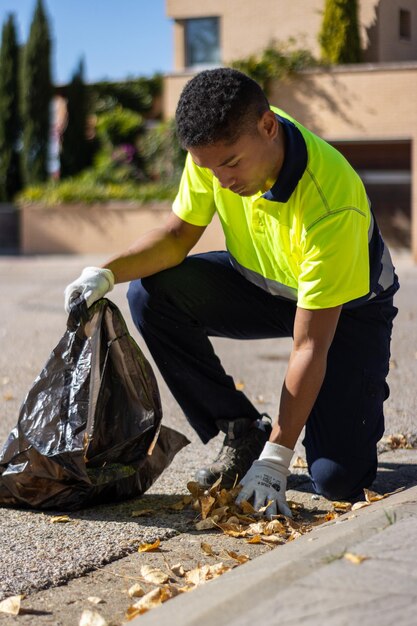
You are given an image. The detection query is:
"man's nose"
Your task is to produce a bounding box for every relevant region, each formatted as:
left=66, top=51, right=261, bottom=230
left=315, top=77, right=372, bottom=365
left=212, top=168, right=236, bottom=189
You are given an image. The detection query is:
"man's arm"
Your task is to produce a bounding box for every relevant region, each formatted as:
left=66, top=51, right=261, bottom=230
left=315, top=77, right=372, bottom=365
left=64, top=212, right=206, bottom=311
left=103, top=211, right=207, bottom=283
left=236, top=304, right=342, bottom=516
left=270, top=304, right=342, bottom=448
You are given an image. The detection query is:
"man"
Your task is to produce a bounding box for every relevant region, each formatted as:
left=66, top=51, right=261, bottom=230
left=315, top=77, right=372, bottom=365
left=65, top=68, right=398, bottom=517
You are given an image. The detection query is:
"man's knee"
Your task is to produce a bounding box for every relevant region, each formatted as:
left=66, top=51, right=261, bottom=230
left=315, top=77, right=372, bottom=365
left=310, top=456, right=377, bottom=501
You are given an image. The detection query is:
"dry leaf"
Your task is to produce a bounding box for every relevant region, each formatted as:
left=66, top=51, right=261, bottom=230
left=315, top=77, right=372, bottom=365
left=351, top=501, right=369, bottom=511
left=131, top=509, right=154, bottom=517
left=50, top=515, right=72, bottom=523
left=169, top=500, right=187, bottom=511
left=344, top=552, right=368, bottom=565
left=332, top=501, right=352, bottom=512
left=126, top=587, right=172, bottom=620
left=235, top=381, right=245, bottom=390
left=3, top=392, right=14, bottom=401
left=201, top=542, right=217, bottom=556
left=224, top=550, right=250, bottom=564
left=170, top=563, right=185, bottom=577
left=140, top=565, right=169, bottom=585
left=238, top=499, right=257, bottom=514
left=187, top=481, right=205, bottom=498
left=260, top=534, right=285, bottom=545
left=185, top=564, right=210, bottom=586
left=217, top=522, right=248, bottom=538
left=128, top=584, right=145, bottom=598
left=292, top=456, right=308, bottom=468
left=200, top=494, right=216, bottom=520
left=245, top=535, right=262, bottom=544
left=138, top=538, right=161, bottom=553
left=87, top=597, right=104, bottom=605
left=364, top=489, right=385, bottom=502
left=258, top=500, right=274, bottom=513
left=0, top=595, right=22, bottom=616
left=79, top=609, right=108, bottom=626
left=195, top=517, right=218, bottom=530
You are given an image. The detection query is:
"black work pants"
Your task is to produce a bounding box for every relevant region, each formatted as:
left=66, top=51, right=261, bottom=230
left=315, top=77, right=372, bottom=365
left=127, top=251, right=397, bottom=500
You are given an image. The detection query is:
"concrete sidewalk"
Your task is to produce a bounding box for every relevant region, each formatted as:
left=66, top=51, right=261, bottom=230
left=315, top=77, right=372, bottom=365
left=0, top=249, right=416, bottom=625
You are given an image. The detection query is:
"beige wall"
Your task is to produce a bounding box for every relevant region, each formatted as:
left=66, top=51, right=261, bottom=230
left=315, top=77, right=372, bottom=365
left=20, top=203, right=225, bottom=255
left=167, top=0, right=324, bottom=70
left=164, top=63, right=417, bottom=260
left=166, top=0, right=417, bottom=70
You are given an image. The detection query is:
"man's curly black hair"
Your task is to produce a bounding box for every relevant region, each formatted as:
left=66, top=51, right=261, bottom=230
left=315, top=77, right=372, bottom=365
left=175, top=68, right=270, bottom=148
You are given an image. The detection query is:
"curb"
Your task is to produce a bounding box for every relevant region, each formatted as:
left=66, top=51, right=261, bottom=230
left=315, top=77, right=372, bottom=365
left=131, top=485, right=417, bottom=626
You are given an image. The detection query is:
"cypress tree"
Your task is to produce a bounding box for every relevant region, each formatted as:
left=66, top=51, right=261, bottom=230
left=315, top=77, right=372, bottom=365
left=21, top=0, right=52, bottom=185
left=0, top=14, right=21, bottom=200
left=319, top=0, right=361, bottom=64
left=60, top=58, right=89, bottom=178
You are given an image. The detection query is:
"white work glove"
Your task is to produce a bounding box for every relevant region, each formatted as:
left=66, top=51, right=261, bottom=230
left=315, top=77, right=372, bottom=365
left=64, top=266, right=114, bottom=313
left=236, top=441, right=293, bottom=518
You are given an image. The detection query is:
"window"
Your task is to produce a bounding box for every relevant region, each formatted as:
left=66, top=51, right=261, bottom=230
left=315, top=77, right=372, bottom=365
left=185, top=17, right=220, bottom=68
left=399, top=9, right=411, bottom=40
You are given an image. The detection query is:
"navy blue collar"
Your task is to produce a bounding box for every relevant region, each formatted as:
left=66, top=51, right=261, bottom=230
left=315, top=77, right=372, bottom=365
left=262, top=115, right=308, bottom=203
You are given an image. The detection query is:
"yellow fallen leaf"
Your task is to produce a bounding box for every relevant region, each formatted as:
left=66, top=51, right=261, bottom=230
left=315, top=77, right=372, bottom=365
left=364, top=489, right=385, bottom=503
left=140, top=565, right=169, bottom=584
left=261, top=534, right=285, bottom=545
left=0, top=595, right=22, bottom=616
left=170, top=563, right=185, bottom=577
left=208, top=562, right=230, bottom=578
left=126, top=587, right=172, bottom=620
left=50, top=515, right=72, bottom=523
left=258, top=500, right=274, bottom=513
left=201, top=542, right=217, bottom=556
left=351, top=501, right=370, bottom=511
left=344, top=552, right=368, bottom=564
left=79, top=609, right=108, bottom=626
left=224, top=550, right=250, bottom=564
left=187, top=481, right=205, bottom=498
left=332, top=501, right=352, bottom=512
left=138, top=538, right=161, bottom=553
left=200, top=493, right=216, bottom=519
left=245, top=535, right=262, bottom=544
left=185, top=564, right=210, bottom=586
left=217, top=522, right=248, bottom=538
left=131, top=509, right=154, bottom=517
left=128, top=583, right=145, bottom=598
left=264, top=519, right=287, bottom=535
left=238, top=499, right=257, bottom=514
left=292, top=456, right=308, bottom=468
left=195, top=517, right=218, bottom=530
left=235, top=381, right=245, bottom=390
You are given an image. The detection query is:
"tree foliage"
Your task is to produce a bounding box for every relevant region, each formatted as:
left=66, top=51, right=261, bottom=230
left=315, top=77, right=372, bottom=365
left=60, top=59, right=90, bottom=178
left=319, top=0, right=361, bottom=64
left=21, top=0, right=52, bottom=185
left=0, top=14, right=21, bottom=200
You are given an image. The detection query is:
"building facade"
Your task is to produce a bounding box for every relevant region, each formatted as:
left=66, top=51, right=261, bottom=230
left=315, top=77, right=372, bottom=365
left=164, top=0, right=417, bottom=258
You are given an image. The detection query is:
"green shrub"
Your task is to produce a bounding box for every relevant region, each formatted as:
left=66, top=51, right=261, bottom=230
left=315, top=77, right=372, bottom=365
left=231, top=39, right=317, bottom=94
left=140, top=119, right=186, bottom=182
left=16, top=175, right=177, bottom=206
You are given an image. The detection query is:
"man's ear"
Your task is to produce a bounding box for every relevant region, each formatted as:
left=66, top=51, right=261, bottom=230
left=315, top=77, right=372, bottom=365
left=258, top=110, right=279, bottom=140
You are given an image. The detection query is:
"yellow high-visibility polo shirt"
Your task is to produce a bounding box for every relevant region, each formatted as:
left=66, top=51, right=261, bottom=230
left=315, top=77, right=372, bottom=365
left=173, top=107, right=397, bottom=309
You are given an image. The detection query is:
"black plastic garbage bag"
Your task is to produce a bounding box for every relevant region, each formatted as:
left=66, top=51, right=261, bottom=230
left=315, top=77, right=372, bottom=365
left=0, top=298, right=189, bottom=510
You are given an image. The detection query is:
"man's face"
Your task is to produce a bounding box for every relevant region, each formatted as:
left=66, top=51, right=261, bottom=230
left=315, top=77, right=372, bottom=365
left=188, top=112, right=282, bottom=197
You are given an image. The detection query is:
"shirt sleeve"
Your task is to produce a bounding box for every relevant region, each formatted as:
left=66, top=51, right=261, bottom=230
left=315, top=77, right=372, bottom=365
left=172, top=153, right=216, bottom=227
left=297, top=208, right=370, bottom=309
